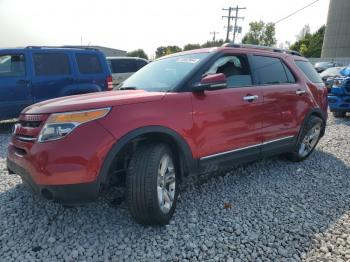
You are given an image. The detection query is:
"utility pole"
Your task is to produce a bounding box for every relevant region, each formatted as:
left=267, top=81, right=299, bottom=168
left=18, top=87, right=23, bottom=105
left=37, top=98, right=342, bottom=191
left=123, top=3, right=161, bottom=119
left=232, top=5, right=246, bottom=44
left=210, top=31, right=220, bottom=41
left=222, top=5, right=246, bottom=43
left=222, top=7, right=232, bottom=42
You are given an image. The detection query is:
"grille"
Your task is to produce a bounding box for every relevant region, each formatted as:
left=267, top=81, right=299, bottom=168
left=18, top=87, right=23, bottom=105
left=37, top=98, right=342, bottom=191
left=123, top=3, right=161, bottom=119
left=343, top=79, right=350, bottom=93
left=14, top=114, right=48, bottom=142
left=19, top=120, right=41, bottom=128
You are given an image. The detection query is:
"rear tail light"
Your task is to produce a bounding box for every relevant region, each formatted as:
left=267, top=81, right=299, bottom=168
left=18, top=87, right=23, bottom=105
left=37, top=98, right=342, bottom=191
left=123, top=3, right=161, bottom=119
left=106, top=76, right=113, bottom=90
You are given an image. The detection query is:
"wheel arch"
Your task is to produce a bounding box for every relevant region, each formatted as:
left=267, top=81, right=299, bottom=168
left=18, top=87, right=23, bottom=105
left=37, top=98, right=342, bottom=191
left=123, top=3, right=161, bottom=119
left=300, top=108, right=327, bottom=140
left=97, top=126, right=198, bottom=187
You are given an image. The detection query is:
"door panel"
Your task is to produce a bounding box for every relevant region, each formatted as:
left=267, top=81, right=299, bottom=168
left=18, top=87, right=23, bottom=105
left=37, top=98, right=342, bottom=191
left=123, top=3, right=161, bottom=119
left=261, top=84, right=306, bottom=142
left=191, top=87, right=263, bottom=159
left=73, top=52, right=107, bottom=91
left=250, top=54, right=310, bottom=144
left=0, top=52, right=32, bottom=119
left=30, top=52, right=75, bottom=102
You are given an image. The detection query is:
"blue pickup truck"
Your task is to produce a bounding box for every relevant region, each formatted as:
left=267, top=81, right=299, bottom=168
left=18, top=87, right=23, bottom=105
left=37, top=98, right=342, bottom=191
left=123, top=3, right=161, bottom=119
left=0, top=47, right=112, bottom=120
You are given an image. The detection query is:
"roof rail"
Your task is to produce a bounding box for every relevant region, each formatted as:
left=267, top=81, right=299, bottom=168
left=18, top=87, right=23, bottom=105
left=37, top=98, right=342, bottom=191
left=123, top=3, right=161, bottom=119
left=222, top=43, right=303, bottom=57
left=25, top=46, right=99, bottom=51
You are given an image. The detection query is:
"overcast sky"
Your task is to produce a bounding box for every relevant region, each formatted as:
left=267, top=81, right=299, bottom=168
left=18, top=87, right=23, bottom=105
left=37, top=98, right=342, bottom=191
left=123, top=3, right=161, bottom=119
left=0, top=0, right=330, bottom=58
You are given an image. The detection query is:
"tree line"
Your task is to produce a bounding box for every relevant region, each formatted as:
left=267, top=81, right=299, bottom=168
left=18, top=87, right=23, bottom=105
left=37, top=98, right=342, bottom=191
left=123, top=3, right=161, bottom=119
left=127, top=21, right=325, bottom=60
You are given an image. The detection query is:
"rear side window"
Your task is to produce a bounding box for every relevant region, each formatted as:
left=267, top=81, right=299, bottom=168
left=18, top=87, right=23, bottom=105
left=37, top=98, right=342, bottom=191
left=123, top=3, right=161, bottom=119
left=295, top=60, right=323, bottom=83
left=109, top=59, right=140, bottom=74
left=33, top=53, right=71, bottom=76
left=0, top=54, right=25, bottom=77
left=252, top=56, right=290, bottom=85
left=76, top=54, right=102, bottom=74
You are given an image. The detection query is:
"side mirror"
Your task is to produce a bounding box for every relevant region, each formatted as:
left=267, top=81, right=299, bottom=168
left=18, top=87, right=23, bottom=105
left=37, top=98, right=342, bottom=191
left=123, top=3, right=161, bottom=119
left=192, top=73, right=227, bottom=92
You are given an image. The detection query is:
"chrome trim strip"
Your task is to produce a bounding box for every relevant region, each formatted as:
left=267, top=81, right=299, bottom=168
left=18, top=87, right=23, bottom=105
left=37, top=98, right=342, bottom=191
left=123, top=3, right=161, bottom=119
left=200, top=135, right=294, bottom=160
left=16, top=136, right=37, bottom=142
left=262, top=136, right=294, bottom=145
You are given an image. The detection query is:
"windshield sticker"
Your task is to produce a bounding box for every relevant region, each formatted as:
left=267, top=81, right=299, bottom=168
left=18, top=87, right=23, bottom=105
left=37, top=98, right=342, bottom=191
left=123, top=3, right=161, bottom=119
left=176, top=58, right=200, bottom=64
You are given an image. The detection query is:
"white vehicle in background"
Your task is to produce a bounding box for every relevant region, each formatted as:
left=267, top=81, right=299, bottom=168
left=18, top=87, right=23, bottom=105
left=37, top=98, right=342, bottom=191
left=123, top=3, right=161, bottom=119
left=107, top=57, right=148, bottom=88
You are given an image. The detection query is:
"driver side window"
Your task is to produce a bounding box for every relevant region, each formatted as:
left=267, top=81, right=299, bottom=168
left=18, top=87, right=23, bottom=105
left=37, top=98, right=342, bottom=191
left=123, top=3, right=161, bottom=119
left=206, top=55, right=252, bottom=88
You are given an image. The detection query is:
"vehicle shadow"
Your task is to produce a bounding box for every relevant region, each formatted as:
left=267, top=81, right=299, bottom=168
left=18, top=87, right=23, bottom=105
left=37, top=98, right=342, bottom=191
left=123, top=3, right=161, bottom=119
left=331, top=115, right=350, bottom=127
left=0, top=120, right=16, bottom=134
left=0, top=149, right=349, bottom=260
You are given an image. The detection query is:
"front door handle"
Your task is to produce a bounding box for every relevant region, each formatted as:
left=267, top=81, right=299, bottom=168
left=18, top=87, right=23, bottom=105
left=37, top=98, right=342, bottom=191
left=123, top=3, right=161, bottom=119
left=296, top=89, right=306, bottom=95
left=243, top=95, right=259, bottom=102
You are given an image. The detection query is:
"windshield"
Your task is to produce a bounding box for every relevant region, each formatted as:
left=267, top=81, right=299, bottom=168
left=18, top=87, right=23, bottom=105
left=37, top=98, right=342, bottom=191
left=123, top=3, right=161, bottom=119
left=117, top=53, right=209, bottom=92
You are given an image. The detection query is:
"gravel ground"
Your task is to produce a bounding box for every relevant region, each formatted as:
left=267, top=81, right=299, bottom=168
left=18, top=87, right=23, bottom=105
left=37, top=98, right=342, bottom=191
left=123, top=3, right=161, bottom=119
left=0, top=115, right=349, bottom=261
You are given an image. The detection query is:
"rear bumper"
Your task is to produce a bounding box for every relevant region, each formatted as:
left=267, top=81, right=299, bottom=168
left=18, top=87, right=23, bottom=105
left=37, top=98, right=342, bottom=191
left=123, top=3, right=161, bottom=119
left=328, top=95, right=350, bottom=112
left=7, top=158, right=100, bottom=205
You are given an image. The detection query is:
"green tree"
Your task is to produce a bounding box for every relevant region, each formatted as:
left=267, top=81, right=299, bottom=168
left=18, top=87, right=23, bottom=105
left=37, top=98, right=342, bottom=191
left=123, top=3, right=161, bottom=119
left=165, top=46, right=182, bottom=55
left=155, top=46, right=182, bottom=58
left=127, top=49, right=148, bottom=60
left=263, top=23, right=277, bottom=47
left=290, top=25, right=325, bottom=57
left=242, top=21, right=276, bottom=46
left=155, top=46, right=167, bottom=58
left=201, top=39, right=225, bottom=48
left=183, top=43, right=201, bottom=51
left=296, top=24, right=311, bottom=41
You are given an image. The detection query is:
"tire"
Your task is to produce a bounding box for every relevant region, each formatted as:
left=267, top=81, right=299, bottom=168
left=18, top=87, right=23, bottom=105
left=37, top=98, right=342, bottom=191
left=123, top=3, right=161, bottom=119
left=287, top=115, right=324, bottom=162
left=126, top=143, right=178, bottom=225
left=333, top=111, right=346, bottom=118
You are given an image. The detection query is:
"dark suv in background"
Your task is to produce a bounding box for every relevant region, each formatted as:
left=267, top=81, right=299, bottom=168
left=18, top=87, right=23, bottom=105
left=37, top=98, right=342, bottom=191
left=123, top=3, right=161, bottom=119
left=0, top=46, right=112, bottom=120
left=107, top=57, right=148, bottom=88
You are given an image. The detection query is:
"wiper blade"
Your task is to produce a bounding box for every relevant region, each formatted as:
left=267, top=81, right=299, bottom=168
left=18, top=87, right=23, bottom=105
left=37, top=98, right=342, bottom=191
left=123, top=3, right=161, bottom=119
left=119, top=87, right=137, bottom=90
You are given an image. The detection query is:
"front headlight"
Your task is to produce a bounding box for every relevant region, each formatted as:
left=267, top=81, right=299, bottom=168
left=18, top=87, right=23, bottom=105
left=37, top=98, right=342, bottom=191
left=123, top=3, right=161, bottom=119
left=38, top=108, right=110, bottom=143
left=332, top=79, right=345, bottom=88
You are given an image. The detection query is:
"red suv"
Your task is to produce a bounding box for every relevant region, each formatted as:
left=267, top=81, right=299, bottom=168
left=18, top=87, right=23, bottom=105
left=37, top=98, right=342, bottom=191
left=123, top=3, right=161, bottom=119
left=7, top=44, right=328, bottom=225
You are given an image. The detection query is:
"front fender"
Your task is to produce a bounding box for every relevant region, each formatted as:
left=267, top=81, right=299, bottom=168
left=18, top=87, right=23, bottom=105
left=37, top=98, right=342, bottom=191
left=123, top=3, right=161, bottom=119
left=97, top=125, right=198, bottom=185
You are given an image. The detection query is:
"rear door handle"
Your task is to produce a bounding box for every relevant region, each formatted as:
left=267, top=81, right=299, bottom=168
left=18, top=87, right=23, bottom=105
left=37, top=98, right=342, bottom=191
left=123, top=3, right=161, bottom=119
left=243, top=95, right=259, bottom=102
left=296, top=89, right=306, bottom=95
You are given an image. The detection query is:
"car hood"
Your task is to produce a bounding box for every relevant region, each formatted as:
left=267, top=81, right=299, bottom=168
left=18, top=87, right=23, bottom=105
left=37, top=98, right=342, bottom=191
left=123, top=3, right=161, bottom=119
left=23, top=90, right=166, bottom=114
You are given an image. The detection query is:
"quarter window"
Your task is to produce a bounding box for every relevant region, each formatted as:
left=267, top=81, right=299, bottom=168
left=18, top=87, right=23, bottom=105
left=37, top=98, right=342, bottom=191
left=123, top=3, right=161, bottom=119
left=33, top=53, right=71, bottom=76
left=205, top=55, right=253, bottom=88
left=295, top=60, right=323, bottom=83
left=76, top=54, right=102, bottom=74
left=0, top=54, right=26, bottom=77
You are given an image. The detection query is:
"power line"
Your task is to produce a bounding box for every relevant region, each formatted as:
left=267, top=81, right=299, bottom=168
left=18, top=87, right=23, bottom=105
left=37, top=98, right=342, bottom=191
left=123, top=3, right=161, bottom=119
left=275, top=0, right=321, bottom=24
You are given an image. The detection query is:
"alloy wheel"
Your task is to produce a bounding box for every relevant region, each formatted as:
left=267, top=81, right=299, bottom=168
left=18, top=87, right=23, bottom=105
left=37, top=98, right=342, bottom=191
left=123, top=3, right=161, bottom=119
left=157, top=154, right=176, bottom=214
left=298, top=123, right=321, bottom=158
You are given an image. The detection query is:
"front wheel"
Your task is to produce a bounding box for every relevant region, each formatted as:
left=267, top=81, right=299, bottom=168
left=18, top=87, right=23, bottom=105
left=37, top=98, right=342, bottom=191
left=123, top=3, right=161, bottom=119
left=126, top=143, right=178, bottom=225
left=287, top=116, right=324, bottom=162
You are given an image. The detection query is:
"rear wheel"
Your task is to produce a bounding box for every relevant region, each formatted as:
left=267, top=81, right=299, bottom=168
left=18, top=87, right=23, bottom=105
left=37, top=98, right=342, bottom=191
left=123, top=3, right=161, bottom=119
left=333, top=111, right=346, bottom=118
left=287, top=116, right=324, bottom=162
left=126, top=143, right=178, bottom=225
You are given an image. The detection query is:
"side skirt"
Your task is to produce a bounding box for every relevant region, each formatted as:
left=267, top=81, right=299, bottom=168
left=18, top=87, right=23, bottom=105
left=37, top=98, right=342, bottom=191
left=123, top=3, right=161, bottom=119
left=198, top=136, right=295, bottom=173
